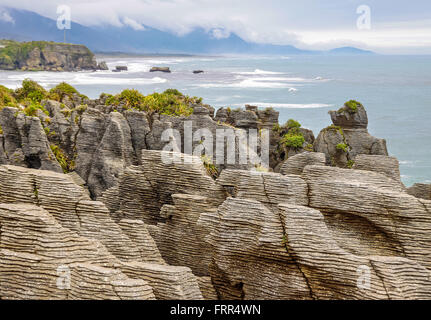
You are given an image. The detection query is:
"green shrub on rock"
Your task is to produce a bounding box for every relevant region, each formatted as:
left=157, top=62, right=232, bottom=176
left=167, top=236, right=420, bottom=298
left=278, top=119, right=306, bottom=150
left=341, top=100, right=362, bottom=113
left=104, top=88, right=198, bottom=117
left=201, top=155, right=219, bottom=179
left=14, top=79, right=48, bottom=103
left=304, top=143, right=314, bottom=152
left=336, top=143, right=349, bottom=152
left=286, top=119, right=301, bottom=129
left=163, top=88, right=182, bottom=96
left=23, top=102, right=49, bottom=117
left=281, top=130, right=305, bottom=149
left=50, top=144, right=74, bottom=173
left=49, top=82, right=88, bottom=101
left=0, top=85, right=17, bottom=107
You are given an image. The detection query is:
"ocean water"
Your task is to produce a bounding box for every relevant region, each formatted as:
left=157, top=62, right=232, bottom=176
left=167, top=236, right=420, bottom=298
left=1, top=54, right=430, bottom=186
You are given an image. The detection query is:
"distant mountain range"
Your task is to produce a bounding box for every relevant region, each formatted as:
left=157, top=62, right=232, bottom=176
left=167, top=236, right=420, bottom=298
left=0, top=7, right=375, bottom=55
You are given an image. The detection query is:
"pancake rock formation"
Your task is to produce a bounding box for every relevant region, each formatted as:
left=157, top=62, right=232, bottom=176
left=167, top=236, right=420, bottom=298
left=1, top=84, right=430, bottom=300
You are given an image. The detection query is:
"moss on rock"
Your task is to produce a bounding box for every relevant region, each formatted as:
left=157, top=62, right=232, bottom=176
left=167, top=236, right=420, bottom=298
left=340, top=100, right=362, bottom=114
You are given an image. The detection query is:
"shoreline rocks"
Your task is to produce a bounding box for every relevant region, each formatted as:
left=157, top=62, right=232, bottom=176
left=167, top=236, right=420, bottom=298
left=113, top=66, right=128, bottom=72
left=150, top=67, right=171, bottom=73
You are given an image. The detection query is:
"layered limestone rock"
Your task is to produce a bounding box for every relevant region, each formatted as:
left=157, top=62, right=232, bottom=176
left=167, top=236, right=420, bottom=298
left=0, top=165, right=142, bottom=261
left=314, top=103, right=388, bottom=168
left=216, top=169, right=309, bottom=208
left=2, top=88, right=295, bottom=199
left=0, top=107, right=63, bottom=172
left=329, top=102, right=368, bottom=129
left=199, top=170, right=312, bottom=299
left=28, top=99, right=272, bottom=197
left=1, top=91, right=431, bottom=300
left=0, top=203, right=155, bottom=300
left=200, top=165, right=431, bottom=299
left=119, top=262, right=203, bottom=300
left=205, top=197, right=312, bottom=299
left=353, top=154, right=403, bottom=185
left=280, top=203, right=431, bottom=299
left=85, top=112, right=137, bottom=198
left=101, top=150, right=226, bottom=224
left=302, top=165, right=431, bottom=271
left=152, top=194, right=216, bottom=276
left=0, top=164, right=205, bottom=300
left=279, top=152, right=326, bottom=175
left=408, top=183, right=431, bottom=200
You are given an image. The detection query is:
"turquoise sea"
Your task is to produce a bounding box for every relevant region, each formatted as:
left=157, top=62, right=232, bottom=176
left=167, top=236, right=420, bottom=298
left=1, top=54, right=430, bottom=186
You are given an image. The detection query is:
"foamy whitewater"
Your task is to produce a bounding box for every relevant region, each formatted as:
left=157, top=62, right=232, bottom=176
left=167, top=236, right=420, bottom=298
left=0, top=54, right=430, bottom=186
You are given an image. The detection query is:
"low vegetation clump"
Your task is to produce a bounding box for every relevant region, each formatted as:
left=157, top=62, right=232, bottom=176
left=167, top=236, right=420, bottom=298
left=23, top=102, right=49, bottom=117
left=347, top=160, right=355, bottom=169
left=1, top=80, right=51, bottom=117
left=286, top=119, right=301, bottom=129
left=0, top=85, right=17, bottom=108
left=341, top=100, right=362, bottom=113
left=49, top=82, right=88, bottom=102
left=272, top=123, right=281, bottom=132
left=280, top=119, right=305, bottom=150
left=304, top=143, right=314, bottom=152
left=106, top=89, right=145, bottom=109
left=336, top=143, right=349, bottom=153
left=105, top=88, right=201, bottom=116
left=50, top=144, right=75, bottom=173
left=324, top=124, right=345, bottom=138
left=12, top=80, right=86, bottom=105
left=14, top=79, right=48, bottom=103
left=0, top=80, right=90, bottom=120
left=254, top=164, right=269, bottom=173
left=201, top=155, right=219, bottom=179
left=281, top=128, right=305, bottom=149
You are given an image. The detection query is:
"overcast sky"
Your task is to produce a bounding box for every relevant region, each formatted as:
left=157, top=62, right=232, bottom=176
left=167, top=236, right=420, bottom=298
left=1, top=0, right=431, bottom=54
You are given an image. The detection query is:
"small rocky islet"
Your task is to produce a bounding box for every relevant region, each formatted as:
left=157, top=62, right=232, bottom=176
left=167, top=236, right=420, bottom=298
left=0, top=74, right=430, bottom=300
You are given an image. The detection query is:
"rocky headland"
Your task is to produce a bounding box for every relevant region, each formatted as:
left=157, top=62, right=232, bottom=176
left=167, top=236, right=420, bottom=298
left=0, top=80, right=430, bottom=300
left=0, top=40, right=107, bottom=71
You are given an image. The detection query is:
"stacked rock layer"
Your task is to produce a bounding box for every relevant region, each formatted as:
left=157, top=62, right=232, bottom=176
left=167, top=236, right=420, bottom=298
left=1, top=99, right=430, bottom=300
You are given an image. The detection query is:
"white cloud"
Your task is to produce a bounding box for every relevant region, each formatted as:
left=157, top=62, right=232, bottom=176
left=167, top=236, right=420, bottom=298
left=211, top=28, right=230, bottom=39
left=122, top=17, right=145, bottom=30
left=0, top=0, right=430, bottom=53
left=0, top=8, right=14, bottom=24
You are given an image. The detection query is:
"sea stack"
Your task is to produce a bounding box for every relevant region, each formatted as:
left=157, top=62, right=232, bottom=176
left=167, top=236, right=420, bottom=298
left=113, top=66, right=128, bottom=72
left=150, top=67, right=171, bottom=73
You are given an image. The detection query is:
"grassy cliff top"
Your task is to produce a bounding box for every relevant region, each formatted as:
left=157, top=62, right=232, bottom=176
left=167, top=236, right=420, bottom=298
left=0, top=79, right=203, bottom=117
left=0, top=40, right=95, bottom=70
